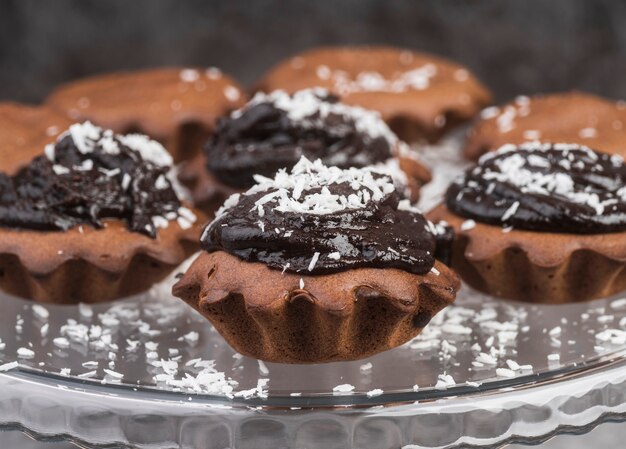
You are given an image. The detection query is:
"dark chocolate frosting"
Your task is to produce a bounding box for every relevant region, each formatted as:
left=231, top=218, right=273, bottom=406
left=204, top=88, right=401, bottom=189
left=202, top=158, right=451, bottom=275
left=0, top=122, right=195, bottom=237
left=446, top=142, right=626, bottom=234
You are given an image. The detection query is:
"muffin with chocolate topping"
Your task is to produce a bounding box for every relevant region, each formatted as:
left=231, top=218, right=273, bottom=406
left=464, top=92, right=626, bottom=160
left=254, top=46, right=492, bottom=143
left=0, top=103, right=73, bottom=174
left=181, top=88, right=431, bottom=215
left=429, top=142, right=626, bottom=303
left=46, top=67, right=246, bottom=162
left=0, top=122, right=203, bottom=303
left=173, top=158, right=459, bottom=363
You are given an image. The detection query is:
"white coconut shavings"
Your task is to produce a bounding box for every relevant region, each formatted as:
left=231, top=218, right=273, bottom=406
left=235, top=88, right=398, bottom=145
left=460, top=219, right=476, bottom=231
left=332, top=383, right=355, bottom=394
left=610, top=298, right=626, bottom=309
left=317, top=64, right=438, bottom=95
left=179, top=68, right=200, bottom=83
left=501, top=201, right=520, bottom=222
left=480, top=106, right=500, bottom=120
left=17, top=348, right=35, bottom=359
left=495, top=105, right=518, bottom=133
left=435, top=373, right=456, bottom=390
left=475, top=352, right=498, bottom=366
left=220, top=157, right=397, bottom=219
left=182, top=331, right=199, bottom=344
left=549, top=326, right=562, bottom=337
left=442, top=323, right=472, bottom=335
left=0, top=361, right=18, bottom=372
left=32, top=304, right=49, bottom=320
left=307, top=252, right=321, bottom=271
left=404, top=292, right=539, bottom=387
left=476, top=142, right=625, bottom=217
left=328, top=252, right=341, bottom=260
left=579, top=127, right=598, bottom=138
left=397, top=199, right=422, bottom=214
left=366, top=388, right=384, bottom=398
left=234, top=378, right=269, bottom=399
left=53, top=337, right=70, bottom=349
left=505, top=359, right=521, bottom=371
left=360, top=362, right=373, bottom=372
left=369, top=156, right=411, bottom=193
left=151, top=357, right=236, bottom=396
left=496, top=368, right=516, bottom=378
left=258, top=360, right=269, bottom=376
left=206, top=67, right=223, bottom=80
left=523, top=129, right=542, bottom=140
left=596, top=329, right=626, bottom=345
left=48, top=122, right=196, bottom=232
left=224, top=85, right=241, bottom=102
left=103, top=368, right=124, bottom=379
left=483, top=96, right=532, bottom=134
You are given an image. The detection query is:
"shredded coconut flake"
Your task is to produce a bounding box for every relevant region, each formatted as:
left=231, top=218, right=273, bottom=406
left=235, top=89, right=399, bottom=146
left=220, top=157, right=397, bottom=218
left=332, top=383, right=355, bottom=394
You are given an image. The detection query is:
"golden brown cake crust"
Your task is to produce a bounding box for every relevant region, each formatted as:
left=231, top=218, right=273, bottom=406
left=180, top=147, right=432, bottom=217
left=45, top=67, right=247, bottom=162
left=464, top=91, right=626, bottom=160
left=172, top=251, right=459, bottom=363
left=0, top=205, right=205, bottom=304
left=428, top=204, right=626, bottom=303
left=254, top=46, right=492, bottom=143
left=0, top=103, right=73, bottom=174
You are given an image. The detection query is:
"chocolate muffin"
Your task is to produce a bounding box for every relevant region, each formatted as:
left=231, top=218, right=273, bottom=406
left=46, top=67, right=247, bottom=162
left=429, top=142, right=626, bottom=303
left=254, top=46, right=492, bottom=143
left=464, top=92, right=626, bottom=160
left=0, top=122, right=203, bottom=304
left=0, top=103, right=73, bottom=174
left=180, top=88, right=431, bottom=215
left=173, top=157, right=459, bottom=363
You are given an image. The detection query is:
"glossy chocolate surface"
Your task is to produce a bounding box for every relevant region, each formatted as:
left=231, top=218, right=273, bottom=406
left=202, top=158, right=450, bottom=274
left=447, top=142, right=626, bottom=233
left=205, top=89, right=397, bottom=188
left=0, top=122, right=188, bottom=238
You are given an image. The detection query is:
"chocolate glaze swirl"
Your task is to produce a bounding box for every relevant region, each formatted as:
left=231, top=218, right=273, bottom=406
left=202, top=159, right=451, bottom=275
left=0, top=122, right=190, bottom=238
left=205, top=89, right=397, bottom=189
left=446, top=142, right=626, bottom=233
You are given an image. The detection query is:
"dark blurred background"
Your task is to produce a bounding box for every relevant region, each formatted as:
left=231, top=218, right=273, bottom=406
left=0, top=0, right=625, bottom=104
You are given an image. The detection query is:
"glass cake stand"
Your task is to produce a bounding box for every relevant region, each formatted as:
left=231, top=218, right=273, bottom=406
left=2, top=140, right=626, bottom=449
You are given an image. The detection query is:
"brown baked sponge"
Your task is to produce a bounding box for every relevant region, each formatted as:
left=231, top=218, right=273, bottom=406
left=172, top=251, right=459, bottom=363
left=0, top=103, right=73, bottom=174
left=46, top=67, right=247, bottom=162
left=428, top=204, right=626, bottom=304
left=0, top=212, right=202, bottom=304
left=254, top=46, right=492, bottom=143
left=178, top=154, right=244, bottom=217
left=179, top=149, right=432, bottom=217
left=464, top=91, right=626, bottom=160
